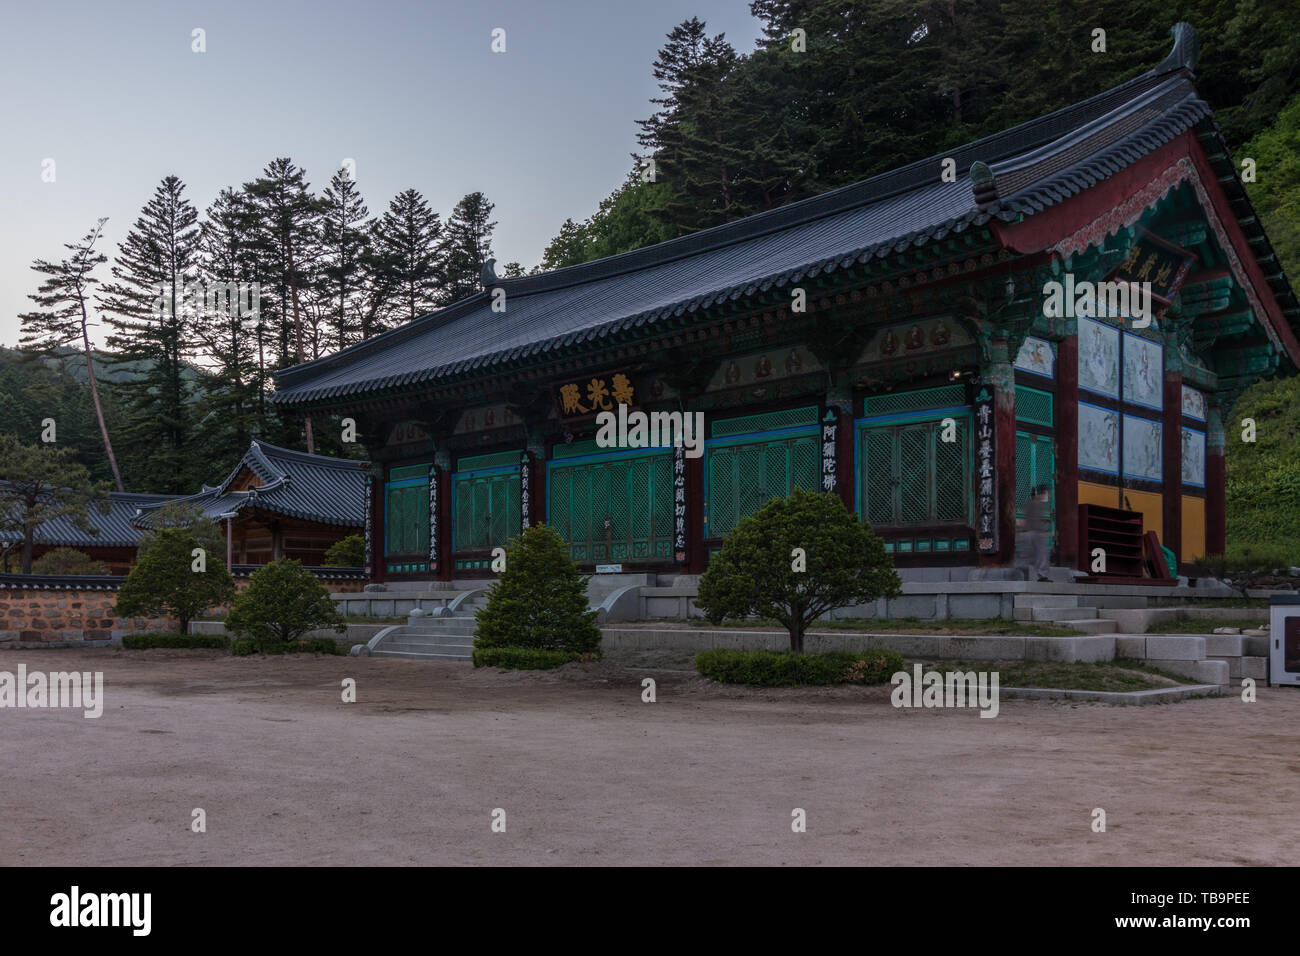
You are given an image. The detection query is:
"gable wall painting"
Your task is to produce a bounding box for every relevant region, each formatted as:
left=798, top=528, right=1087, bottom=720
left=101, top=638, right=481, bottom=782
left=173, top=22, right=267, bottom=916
left=1079, top=402, right=1119, bottom=474
left=1181, top=385, right=1207, bottom=421
left=1182, top=427, right=1206, bottom=487
left=1078, top=317, right=1119, bottom=398
left=1122, top=414, right=1164, bottom=481
left=1122, top=333, right=1163, bottom=410
left=1015, top=336, right=1055, bottom=378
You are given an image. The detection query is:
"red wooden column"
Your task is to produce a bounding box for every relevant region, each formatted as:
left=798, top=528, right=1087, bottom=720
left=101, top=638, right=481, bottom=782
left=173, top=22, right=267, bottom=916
left=1162, top=361, right=1183, bottom=568
left=983, top=345, right=1018, bottom=567
left=1055, top=332, right=1079, bottom=570
left=686, top=451, right=705, bottom=574
left=1206, top=401, right=1226, bottom=556
left=368, top=463, right=385, bottom=585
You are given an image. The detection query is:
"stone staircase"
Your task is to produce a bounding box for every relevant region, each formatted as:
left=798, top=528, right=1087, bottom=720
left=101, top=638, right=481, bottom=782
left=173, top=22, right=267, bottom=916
left=1013, top=593, right=1121, bottom=634
left=366, top=593, right=488, bottom=661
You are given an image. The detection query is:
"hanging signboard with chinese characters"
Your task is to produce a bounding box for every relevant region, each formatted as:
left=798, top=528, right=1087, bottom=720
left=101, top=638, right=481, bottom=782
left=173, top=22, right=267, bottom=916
left=673, top=444, right=688, bottom=563
left=973, top=386, right=998, bottom=554
left=1109, top=229, right=1196, bottom=304
left=819, top=405, right=840, bottom=493
left=427, top=465, right=439, bottom=573
left=557, top=372, right=636, bottom=417
left=519, top=452, right=532, bottom=531
left=363, top=472, right=373, bottom=576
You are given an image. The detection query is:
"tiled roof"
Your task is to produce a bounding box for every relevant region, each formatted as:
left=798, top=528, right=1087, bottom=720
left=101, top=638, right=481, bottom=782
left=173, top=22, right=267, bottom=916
left=0, top=490, right=179, bottom=548
left=273, top=24, right=1293, bottom=409
left=133, top=441, right=367, bottom=529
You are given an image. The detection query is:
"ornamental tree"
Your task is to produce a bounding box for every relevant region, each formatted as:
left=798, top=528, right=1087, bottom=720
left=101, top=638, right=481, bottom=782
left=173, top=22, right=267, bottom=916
left=224, top=559, right=344, bottom=645
left=114, top=527, right=235, bottom=634
left=474, top=524, right=600, bottom=653
left=0, top=435, right=110, bottom=574
left=696, top=488, right=902, bottom=653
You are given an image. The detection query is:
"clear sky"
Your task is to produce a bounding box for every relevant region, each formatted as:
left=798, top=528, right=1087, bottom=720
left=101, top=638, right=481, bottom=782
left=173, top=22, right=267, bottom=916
left=0, top=0, right=765, bottom=346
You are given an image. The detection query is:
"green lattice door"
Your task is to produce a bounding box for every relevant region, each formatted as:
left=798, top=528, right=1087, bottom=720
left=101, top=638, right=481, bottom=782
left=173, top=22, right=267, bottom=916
left=705, top=431, right=819, bottom=539
left=385, top=465, right=430, bottom=573
left=1015, top=431, right=1055, bottom=522
left=452, top=467, right=520, bottom=554
left=860, top=418, right=970, bottom=526
left=548, top=450, right=673, bottom=563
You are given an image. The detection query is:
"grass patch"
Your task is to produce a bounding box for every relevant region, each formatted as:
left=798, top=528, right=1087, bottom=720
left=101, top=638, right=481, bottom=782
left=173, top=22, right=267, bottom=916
left=1150, top=597, right=1270, bottom=608
left=1146, top=617, right=1265, bottom=633
left=684, top=616, right=1079, bottom=637
left=696, top=648, right=905, bottom=686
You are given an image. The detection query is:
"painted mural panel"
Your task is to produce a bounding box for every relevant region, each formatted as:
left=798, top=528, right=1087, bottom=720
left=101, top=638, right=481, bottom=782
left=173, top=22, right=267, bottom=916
left=1077, top=317, right=1119, bottom=398
left=854, top=316, right=973, bottom=366
left=1078, top=402, right=1119, bottom=475
left=707, top=346, right=822, bottom=391
left=1014, top=336, right=1055, bottom=378
left=1181, top=385, right=1207, bottom=421
left=1122, top=333, right=1163, bottom=411
left=1182, top=427, right=1206, bottom=487
left=1122, top=415, right=1163, bottom=481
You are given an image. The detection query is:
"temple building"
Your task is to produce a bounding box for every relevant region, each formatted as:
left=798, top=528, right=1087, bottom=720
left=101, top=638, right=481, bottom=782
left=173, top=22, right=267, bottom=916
left=133, top=440, right=366, bottom=567
left=270, top=25, right=1297, bottom=588
left=0, top=490, right=178, bottom=574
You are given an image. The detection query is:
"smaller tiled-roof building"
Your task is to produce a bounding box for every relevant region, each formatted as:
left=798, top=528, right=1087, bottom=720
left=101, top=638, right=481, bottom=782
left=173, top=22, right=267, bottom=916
left=0, top=490, right=179, bottom=574
left=134, top=440, right=367, bottom=566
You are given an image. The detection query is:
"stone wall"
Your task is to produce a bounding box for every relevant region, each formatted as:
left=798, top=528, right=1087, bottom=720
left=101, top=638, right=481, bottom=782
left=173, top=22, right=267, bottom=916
left=0, top=580, right=174, bottom=644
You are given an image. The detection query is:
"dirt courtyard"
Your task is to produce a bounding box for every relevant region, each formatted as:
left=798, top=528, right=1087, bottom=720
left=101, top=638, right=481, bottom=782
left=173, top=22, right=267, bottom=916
left=2, top=647, right=1297, bottom=866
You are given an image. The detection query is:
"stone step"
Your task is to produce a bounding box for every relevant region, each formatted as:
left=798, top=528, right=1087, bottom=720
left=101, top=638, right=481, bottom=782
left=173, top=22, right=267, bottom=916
left=1056, top=618, right=1118, bottom=634
left=380, top=642, right=475, bottom=654
left=1014, top=594, right=1080, bottom=609
left=371, top=649, right=472, bottom=660
left=1031, top=605, right=1097, bottom=621
left=1077, top=595, right=1149, bottom=610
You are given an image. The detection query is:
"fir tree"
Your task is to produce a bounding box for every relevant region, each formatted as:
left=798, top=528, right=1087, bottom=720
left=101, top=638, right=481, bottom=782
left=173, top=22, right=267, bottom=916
left=17, top=219, right=124, bottom=491
left=440, top=192, right=497, bottom=303
left=317, top=168, right=372, bottom=351
left=370, top=188, right=443, bottom=323
left=98, top=176, right=203, bottom=492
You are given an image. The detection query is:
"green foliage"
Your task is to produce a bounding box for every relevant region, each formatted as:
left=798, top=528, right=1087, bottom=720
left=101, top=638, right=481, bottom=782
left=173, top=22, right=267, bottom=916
left=695, top=648, right=905, bottom=686
left=30, top=548, right=108, bottom=576
left=249, top=636, right=343, bottom=655
left=1243, top=93, right=1300, bottom=290
left=1198, top=542, right=1295, bottom=578
left=223, top=558, right=344, bottom=645
left=322, top=534, right=365, bottom=567
left=231, top=637, right=257, bottom=656
left=471, top=646, right=598, bottom=669
left=473, top=524, right=601, bottom=652
left=696, top=489, right=902, bottom=653
left=1224, top=374, right=1300, bottom=566
left=114, top=527, right=236, bottom=633
left=121, top=632, right=229, bottom=649
left=136, top=500, right=225, bottom=559
left=0, top=435, right=110, bottom=574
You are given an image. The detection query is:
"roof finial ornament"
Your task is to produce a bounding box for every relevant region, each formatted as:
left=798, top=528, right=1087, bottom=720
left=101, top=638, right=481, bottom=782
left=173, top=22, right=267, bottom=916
left=1156, top=22, right=1199, bottom=75
left=969, top=161, right=999, bottom=212
left=481, top=257, right=498, bottom=288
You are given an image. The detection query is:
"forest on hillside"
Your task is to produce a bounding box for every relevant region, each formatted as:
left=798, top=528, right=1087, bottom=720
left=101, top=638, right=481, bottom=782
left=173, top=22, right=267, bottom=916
left=3, top=0, right=1298, bottom=555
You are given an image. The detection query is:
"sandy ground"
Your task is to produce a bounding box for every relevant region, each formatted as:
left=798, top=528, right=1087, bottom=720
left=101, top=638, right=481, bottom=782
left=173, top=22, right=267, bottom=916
left=1, top=647, right=1297, bottom=866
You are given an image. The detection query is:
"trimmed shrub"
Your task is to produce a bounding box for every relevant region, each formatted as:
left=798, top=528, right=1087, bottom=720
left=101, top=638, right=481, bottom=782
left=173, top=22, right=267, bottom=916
left=121, top=632, right=229, bottom=650
left=695, top=648, right=905, bottom=687
left=32, top=548, right=108, bottom=576
left=474, top=524, right=601, bottom=653
left=697, top=489, right=902, bottom=653
left=472, top=646, right=599, bottom=669
left=322, top=534, right=365, bottom=567
left=114, top=527, right=236, bottom=634
left=234, top=636, right=344, bottom=656
left=224, top=559, right=345, bottom=646
left=231, top=637, right=257, bottom=656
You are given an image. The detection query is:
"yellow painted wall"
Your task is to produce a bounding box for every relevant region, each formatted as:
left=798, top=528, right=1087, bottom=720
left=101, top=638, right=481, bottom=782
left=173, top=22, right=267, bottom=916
left=1077, top=481, right=1163, bottom=538
left=1182, top=496, right=1206, bottom=561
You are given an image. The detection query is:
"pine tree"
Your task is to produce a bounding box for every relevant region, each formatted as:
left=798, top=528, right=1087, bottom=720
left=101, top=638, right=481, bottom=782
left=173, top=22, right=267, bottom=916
left=370, top=188, right=444, bottom=324
left=317, top=168, right=372, bottom=351
left=0, top=435, right=110, bottom=574
left=440, top=192, right=497, bottom=303
left=98, top=176, right=202, bottom=493
left=242, top=158, right=324, bottom=451
left=193, top=187, right=263, bottom=464
left=17, top=219, right=124, bottom=491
